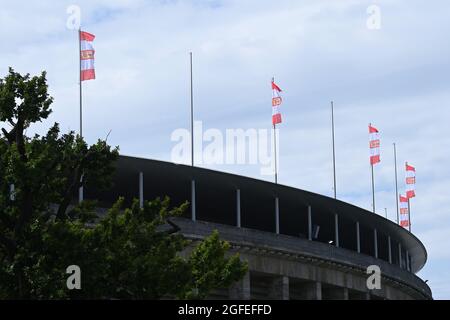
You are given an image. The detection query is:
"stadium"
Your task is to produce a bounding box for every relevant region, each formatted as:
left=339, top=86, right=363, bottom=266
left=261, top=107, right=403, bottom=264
left=87, top=155, right=432, bottom=300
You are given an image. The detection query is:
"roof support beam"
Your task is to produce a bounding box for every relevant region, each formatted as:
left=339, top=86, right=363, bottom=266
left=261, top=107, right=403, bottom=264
left=406, top=250, right=410, bottom=272
left=356, top=222, right=361, bottom=253
left=308, top=206, right=312, bottom=241
left=191, top=179, right=196, bottom=222
left=139, top=171, right=144, bottom=208
left=388, top=236, right=392, bottom=264
left=236, top=189, right=241, bottom=228
left=334, top=213, right=339, bottom=248
left=275, top=197, right=280, bottom=234
left=374, top=229, right=378, bottom=259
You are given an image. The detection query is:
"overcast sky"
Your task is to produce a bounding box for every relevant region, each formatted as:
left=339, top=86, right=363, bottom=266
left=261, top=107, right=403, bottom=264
left=1, top=0, right=449, bottom=299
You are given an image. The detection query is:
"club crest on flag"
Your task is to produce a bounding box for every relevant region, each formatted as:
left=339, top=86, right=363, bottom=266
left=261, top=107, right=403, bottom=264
left=79, top=30, right=96, bottom=81
left=405, top=163, right=416, bottom=198
left=272, top=97, right=282, bottom=106
left=399, top=194, right=410, bottom=228
left=271, top=80, right=283, bottom=126
left=368, top=124, right=380, bottom=165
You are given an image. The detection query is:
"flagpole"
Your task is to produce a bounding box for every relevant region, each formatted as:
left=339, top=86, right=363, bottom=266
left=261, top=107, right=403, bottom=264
left=78, top=28, right=83, bottom=203
left=393, top=143, right=400, bottom=224
left=331, top=101, right=337, bottom=198
left=272, top=77, right=278, bottom=184
left=190, top=52, right=194, bottom=167
left=408, top=198, right=412, bottom=232
left=371, top=163, right=375, bottom=213
left=273, top=123, right=278, bottom=184
left=79, top=28, right=83, bottom=138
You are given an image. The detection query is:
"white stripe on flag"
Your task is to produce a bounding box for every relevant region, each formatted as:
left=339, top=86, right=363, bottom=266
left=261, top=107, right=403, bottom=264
left=80, top=40, right=94, bottom=51
left=81, top=59, right=95, bottom=70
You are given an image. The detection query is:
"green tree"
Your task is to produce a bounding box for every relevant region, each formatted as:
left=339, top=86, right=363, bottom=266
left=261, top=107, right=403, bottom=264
left=0, top=68, right=247, bottom=299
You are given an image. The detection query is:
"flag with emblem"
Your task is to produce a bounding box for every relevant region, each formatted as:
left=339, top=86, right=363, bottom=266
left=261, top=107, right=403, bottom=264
left=272, top=80, right=282, bottom=125
left=406, top=163, right=416, bottom=199
left=80, top=31, right=96, bottom=81
left=399, top=195, right=410, bottom=228
left=369, top=124, right=380, bottom=165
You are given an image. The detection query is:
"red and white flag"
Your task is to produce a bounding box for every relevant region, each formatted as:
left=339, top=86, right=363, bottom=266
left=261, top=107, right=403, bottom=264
left=369, top=124, right=380, bottom=165
left=80, top=31, right=96, bottom=81
left=399, top=194, right=410, bottom=228
left=406, top=163, right=416, bottom=198
left=272, top=80, right=282, bottom=125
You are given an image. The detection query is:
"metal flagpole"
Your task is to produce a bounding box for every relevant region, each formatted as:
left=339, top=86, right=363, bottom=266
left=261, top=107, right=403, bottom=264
left=78, top=28, right=83, bottom=203
left=273, top=123, right=278, bottom=184
left=371, top=163, right=375, bottom=213
left=190, top=52, right=194, bottom=167
left=272, top=77, right=278, bottom=184
left=393, top=143, right=400, bottom=224
left=408, top=198, right=411, bottom=232
left=331, top=101, right=337, bottom=198
left=79, top=29, right=83, bottom=138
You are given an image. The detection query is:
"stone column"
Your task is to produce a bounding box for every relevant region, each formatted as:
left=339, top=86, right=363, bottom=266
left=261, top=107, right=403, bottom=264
left=302, top=281, right=322, bottom=300
left=229, top=271, right=251, bottom=300
left=268, top=276, right=289, bottom=300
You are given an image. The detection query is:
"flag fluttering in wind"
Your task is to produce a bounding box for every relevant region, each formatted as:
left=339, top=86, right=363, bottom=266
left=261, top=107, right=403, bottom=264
left=399, top=194, right=410, bottom=228
left=272, top=80, right=282, bottom=125
left=369, top=124, right=380, bottom=165
left=368, top=124, right=380, bottom=213
left=406, top=163, right=416, bottom=199
left=80, top=31, right=96, bottom=81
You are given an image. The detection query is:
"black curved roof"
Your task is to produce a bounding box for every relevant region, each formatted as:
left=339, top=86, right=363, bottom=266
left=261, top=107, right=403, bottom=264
left=86, top=155, right=427, bottom=274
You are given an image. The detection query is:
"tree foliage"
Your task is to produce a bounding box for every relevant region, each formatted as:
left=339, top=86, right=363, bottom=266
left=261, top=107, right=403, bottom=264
left=0, top=68, right=247, bottom=299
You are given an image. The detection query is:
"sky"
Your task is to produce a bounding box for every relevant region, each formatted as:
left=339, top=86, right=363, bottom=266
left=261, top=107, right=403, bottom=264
left=0, top=0, right=449, bottom=299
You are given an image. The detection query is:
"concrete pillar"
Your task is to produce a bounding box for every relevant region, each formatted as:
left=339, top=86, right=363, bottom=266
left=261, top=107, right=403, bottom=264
left=308, top=206, right=312, bottom=241
left=236, top=189, right=241, bottom=228
left=388, top=236, right=392, bottom=264
left=343, top=288, right=349, bottom=300
left=191, top=180, right=196, bottom=222
left=356, top=222, right=361, bottom=253
left=374, top=229, right=378, bottom=259
left=269, top=276, right=289, bottom=300
left=398, top=243, right=402, bottom=268
left=275, top=197, right=280, bottom=234
left=302, top=281, right=322, bottom=300
left=139, top=172, right=144, bottom=208
left=334, top=213, right=339, bottom=248
left=229, top=271, right=250, bottom=300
